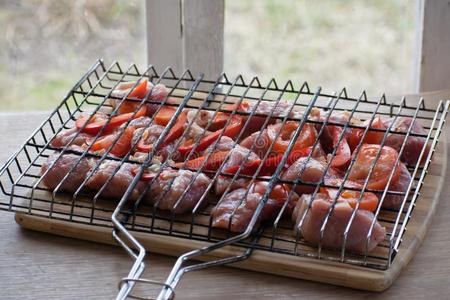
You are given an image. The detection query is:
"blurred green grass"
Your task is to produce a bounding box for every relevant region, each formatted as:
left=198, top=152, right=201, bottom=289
left=0, top=0, right=414, bottom=111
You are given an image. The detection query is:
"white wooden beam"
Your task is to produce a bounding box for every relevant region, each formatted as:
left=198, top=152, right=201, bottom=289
left=415, top=0, right=450, bottom=92
left=146, top=0, right=224, bottom=79
left=183, top=0, right=224, bottom=79
left=146, top=0, right=183, bottom=73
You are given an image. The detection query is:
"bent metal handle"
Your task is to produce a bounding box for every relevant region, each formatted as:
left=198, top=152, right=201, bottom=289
left=114, top=74, right=204, bottom=300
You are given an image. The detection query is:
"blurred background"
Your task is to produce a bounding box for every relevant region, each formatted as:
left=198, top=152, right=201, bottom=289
left=0, top=0, right=414, bottom=111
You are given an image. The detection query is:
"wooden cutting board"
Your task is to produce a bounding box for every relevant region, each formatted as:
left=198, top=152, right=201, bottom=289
left=13, top=126, right=447, bottom=292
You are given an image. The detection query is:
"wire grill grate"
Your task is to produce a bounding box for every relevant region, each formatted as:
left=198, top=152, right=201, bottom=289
left=0, top=60, right=448, bottom=299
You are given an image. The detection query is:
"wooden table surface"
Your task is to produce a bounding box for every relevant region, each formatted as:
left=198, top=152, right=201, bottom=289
left=0, top=111, right=449, bottom=300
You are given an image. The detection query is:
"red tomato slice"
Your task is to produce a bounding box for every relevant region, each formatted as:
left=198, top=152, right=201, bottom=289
left=76, top=106, right=147, bottom=135
left=160, top=111, right=187, bottom=147
left=131, top=167, right=157, bottom=181
left=136, top=110, right=187, bottom=153
left=347, top=116, right=386, bottom=151
left=118, top=79, right=148, bottom=114
left=286, top=147, right=312, bottom=165
left=251, top=181, right=289, bottom=202
left=91, top=126, right=135, bottom=157
left=363, top=116, right=386, bottom=145
left=154, top=106, right=177, bottom=126
left=208, top=101, right=251, bottom=131
left=267, top=122, right=316, bottom=154
left=327, top=125, right=351, bottom=168
left=321, top=187, right=379, bottom=212
left=348, top=144, right=400, bottom=190
left=177, top=150, right=230, bottom=171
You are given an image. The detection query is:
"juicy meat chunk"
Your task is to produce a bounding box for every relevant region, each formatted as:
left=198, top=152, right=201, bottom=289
left=382, top=163, right=412, bottom=209
left=384, top=117, right=430, bottom=166
left=214, top=145, right=260, bottom=195
left=51, top=127, right=93, bottom=148
left=132, top=125, right=165, bottom=146
left=239, top=100, right=303, bottom=135
left=144, top=169, right=211, bottom=214
left=184, top=109, right=216, bottom=139
left=41, top=153, right=93, bottom=192
left=282, top=157, right=325, bottom=195
left=211, top=183, right=292, bottom=233
left=205, top=136, right=236, bottom=153
left=252, top=100, right=301, bottom=118
left=292, top=194, right=386, bottom=254
left=239, top=130, right=271, bottom=158
left=85, top=161, right=145, bottom=201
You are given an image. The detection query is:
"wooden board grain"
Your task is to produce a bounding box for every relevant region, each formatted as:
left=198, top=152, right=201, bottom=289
left=14, top=130, right=447, bottom=292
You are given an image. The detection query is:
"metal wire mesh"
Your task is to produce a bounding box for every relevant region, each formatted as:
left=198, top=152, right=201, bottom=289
left=0, top=60, right=448, bottom=299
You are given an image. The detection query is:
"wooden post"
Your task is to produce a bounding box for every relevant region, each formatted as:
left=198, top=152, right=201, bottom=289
left=415, top=0, right=450, bottom=92
left=146, top=0, right=224, bottom=79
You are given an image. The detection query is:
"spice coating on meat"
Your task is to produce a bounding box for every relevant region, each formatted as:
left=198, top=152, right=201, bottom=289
left=85, top=161, right=145, bottom=201
left=292, top=194, right=386, bottom=253
left=145, top=169, right=211, bottom=214
left=41, top=153, right=93, bottom=192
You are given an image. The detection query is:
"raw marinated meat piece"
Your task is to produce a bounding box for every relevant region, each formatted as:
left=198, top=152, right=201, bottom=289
left=382, top=163, right=412, bottom=209
left=205, top=136, right=236, bottom=153
left=184, top=109, right=219, bottom=139
left=239, top=130, right=271, bottom=158
left=239, top=100, right=304, bottom=135
left=41, top=153, right=93, bottom=192
left=51, top=127, right=93, bottom=148
left=85, top=161, right=145, bottom=201
left=144, top=168, right=211, bottom=214
left=252, top=100, right=301, bottom=118
left=384, top=117, right=430, bottom=166
left=211, top=182, right=290, bottom=232
left=132, top=125, right=164, bottom=146
left=214, top=145, right=260, bottom=195
left=292, top=193, right=386, bottom=254
left=281, top=157, right=326, bottom=195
